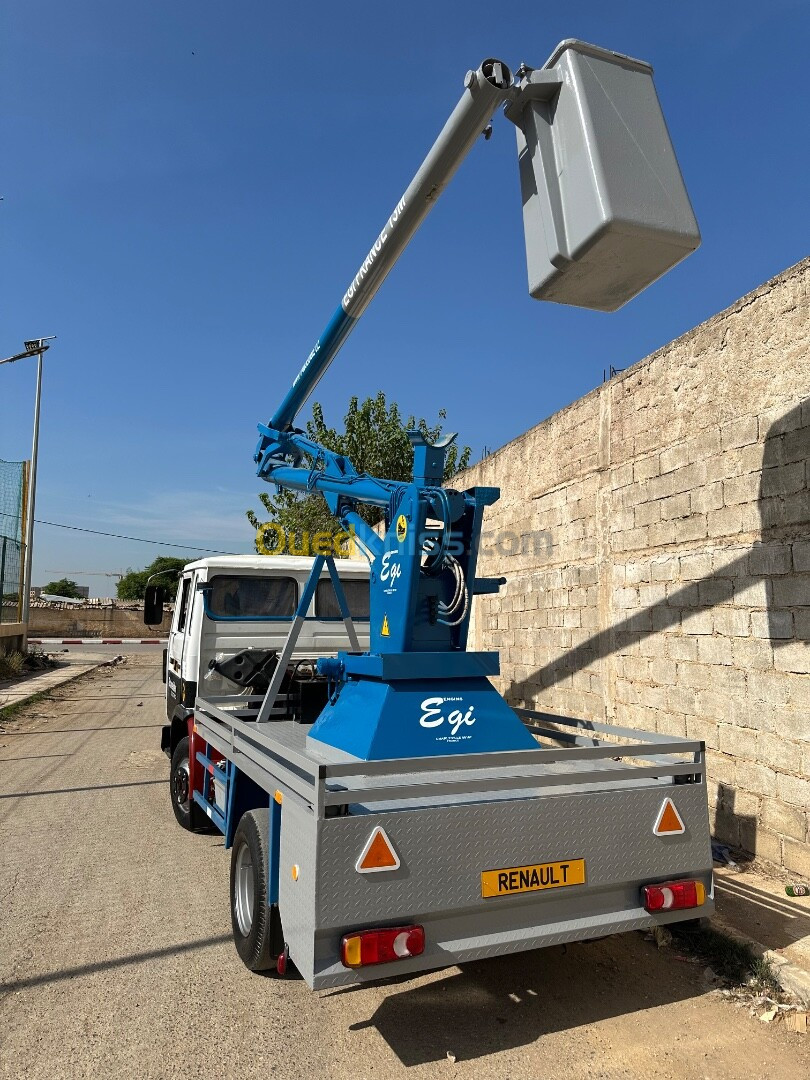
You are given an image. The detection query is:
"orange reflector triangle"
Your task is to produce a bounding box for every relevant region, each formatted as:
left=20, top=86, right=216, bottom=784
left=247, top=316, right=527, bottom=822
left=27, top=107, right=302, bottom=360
left=355, top=826, right=400, bottom=873
left=654, top=798, right=686, bottom=836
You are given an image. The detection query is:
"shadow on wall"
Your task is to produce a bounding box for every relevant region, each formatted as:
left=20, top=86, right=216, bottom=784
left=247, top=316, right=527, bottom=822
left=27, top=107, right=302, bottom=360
left=715, top=781, right=758, bottom=856
left=508, top=398, right=809, bottom=704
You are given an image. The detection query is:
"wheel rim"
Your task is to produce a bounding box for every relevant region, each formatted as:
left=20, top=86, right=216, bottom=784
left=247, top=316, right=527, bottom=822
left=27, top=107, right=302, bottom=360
left=172, top=756, right=190, bottom=813
left=234, top=841, right=255, bottom=936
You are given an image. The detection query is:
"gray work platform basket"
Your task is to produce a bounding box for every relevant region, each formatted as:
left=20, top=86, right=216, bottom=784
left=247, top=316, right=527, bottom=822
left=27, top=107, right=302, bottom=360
left=515, top=40, right=700, bottom=311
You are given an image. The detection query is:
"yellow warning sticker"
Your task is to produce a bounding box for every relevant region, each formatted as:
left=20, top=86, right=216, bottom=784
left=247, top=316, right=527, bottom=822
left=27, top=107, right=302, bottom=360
left=381, top=614, right=390, bottom=637
left=396, top=514, right=408, bottom=542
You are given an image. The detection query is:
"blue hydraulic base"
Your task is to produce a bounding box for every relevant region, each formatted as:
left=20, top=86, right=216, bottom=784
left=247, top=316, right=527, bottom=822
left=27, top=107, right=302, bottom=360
left=308, top=672, right=537, bottom=760
left=309, top=648, right=537, bottom=760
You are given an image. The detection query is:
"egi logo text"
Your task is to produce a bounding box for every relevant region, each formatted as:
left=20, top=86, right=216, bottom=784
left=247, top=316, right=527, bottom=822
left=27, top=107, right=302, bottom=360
left=419, top=696, right=476, bottom=740
left=380, top=550, right=402, bottom=594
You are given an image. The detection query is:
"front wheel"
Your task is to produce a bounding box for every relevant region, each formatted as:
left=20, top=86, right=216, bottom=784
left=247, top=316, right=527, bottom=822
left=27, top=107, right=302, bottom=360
left=230, top=809, right=284, bottom=972
left=170, top=735, right=206, bottom=832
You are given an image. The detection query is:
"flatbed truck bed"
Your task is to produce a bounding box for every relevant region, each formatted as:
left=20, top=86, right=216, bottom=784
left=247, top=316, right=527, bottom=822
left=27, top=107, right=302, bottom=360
left=192, top=695, right=713, bottom=989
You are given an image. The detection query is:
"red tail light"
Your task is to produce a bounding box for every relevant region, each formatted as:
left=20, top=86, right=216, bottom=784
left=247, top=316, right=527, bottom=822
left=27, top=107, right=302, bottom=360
left=341, top=925, right=425, bottom=968
left=643, top=879, right=706, bottom=913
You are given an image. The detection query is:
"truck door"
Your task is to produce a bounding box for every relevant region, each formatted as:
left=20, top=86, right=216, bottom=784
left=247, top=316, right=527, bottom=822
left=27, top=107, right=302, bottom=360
left=166, top=573, right=194, bottom=716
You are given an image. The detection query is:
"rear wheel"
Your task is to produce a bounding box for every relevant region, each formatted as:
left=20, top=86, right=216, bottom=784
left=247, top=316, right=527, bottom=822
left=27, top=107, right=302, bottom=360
left=230, top=808, right=284, bottom=972
left=170, top=736, right=206, bottom=832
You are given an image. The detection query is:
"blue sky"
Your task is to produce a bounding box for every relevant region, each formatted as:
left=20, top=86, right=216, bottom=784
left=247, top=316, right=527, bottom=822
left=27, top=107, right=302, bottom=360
left=2, top=0, right=808, bottom=595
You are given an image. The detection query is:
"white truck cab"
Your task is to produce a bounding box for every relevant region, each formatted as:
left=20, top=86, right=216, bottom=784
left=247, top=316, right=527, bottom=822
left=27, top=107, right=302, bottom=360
left=153, top=555, right=369, bottom=829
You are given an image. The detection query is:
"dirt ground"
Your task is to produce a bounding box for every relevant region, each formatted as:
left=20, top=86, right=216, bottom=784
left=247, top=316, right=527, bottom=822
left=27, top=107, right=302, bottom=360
left=1, top=655, right=808, bottom=1080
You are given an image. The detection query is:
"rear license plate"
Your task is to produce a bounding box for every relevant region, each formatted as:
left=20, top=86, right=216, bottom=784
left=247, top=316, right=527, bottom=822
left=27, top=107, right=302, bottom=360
left=481, top=859, right=586, bottom=898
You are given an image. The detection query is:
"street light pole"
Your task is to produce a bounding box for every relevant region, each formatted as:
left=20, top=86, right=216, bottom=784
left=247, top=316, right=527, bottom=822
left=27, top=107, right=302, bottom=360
left=20, top=344, right=44, bottom=637
left=0, top=336, right=56, bottom=645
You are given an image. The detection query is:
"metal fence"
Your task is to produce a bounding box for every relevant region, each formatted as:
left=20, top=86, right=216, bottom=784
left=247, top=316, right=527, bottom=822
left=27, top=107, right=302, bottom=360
left=0, top=459, right=26, bottom=625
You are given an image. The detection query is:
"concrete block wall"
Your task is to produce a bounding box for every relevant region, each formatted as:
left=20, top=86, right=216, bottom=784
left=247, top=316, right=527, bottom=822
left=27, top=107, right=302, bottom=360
left=0, top=622, right=25, bottom=655
left=28, top=606, right=172, bottom=639
left=458, top=258, right=810, bottom=874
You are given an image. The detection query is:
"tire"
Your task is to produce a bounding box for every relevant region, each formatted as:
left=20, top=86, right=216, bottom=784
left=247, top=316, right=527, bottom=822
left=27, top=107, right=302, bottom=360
left=230, top=808, right=284, bottom=972
left=170, top=736, right=206, bottom=832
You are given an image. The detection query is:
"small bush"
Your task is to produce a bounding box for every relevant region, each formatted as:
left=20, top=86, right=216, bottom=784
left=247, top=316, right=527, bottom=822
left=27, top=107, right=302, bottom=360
left=23, top=647, right=57, bottom=672
left=0, top=648, right=57, bottom=682
left=0, top=651, right=25, bottom=681
left=673, top=924, right=778, bottom=990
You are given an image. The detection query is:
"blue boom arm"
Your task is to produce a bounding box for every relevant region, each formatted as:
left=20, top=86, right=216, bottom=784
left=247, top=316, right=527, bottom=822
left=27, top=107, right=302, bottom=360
left=254, top=59, right=513, bottom=463
left=251, top=57, right=517, bottom=628
left=248, top=59, right=541, bottom=760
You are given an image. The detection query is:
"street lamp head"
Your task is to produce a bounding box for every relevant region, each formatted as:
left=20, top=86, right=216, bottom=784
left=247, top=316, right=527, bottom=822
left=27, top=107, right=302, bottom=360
left=24, top=335, right=56, bottom=352
left=0, top=336, right=55, bottom=365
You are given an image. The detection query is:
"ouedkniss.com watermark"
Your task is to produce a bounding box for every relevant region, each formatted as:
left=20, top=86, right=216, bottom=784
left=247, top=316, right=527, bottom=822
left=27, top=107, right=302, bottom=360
left=254, top=524, right=552, bottom=560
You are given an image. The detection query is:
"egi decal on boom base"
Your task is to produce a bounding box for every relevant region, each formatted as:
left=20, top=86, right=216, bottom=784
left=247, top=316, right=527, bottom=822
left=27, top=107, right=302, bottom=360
left=420, top=696, right=476, bottom=742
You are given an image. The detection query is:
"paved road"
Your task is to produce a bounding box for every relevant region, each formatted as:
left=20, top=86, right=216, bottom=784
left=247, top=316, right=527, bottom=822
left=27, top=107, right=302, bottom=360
left=1, top=656, right=808, bottom=1079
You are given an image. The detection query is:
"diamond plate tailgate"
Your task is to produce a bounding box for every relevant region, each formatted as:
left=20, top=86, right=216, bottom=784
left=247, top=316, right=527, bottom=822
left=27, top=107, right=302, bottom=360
left=279, top=779, right=713, bottom=988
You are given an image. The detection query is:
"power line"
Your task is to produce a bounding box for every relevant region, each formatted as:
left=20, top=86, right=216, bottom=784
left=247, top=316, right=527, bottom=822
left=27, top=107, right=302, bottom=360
left=0, top=509, right=239, bottom=555
left=35, top=518, right=240, bottom=554
left=42, top=570, right=125, bottom=577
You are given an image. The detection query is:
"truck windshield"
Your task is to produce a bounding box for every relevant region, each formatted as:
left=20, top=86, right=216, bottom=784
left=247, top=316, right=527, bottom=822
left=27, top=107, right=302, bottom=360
left=207, top=576, right=297, bottom=618
left=315, top=579, right=370, bottom=620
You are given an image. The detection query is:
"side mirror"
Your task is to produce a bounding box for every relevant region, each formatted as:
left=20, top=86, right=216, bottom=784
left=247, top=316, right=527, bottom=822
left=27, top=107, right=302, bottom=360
left=144, top=584, right=166, bottom=625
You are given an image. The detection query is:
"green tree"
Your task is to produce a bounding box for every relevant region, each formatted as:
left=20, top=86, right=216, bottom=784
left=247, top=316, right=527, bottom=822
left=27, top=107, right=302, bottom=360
left=117, top=557, right=189, bottom=601
left=42, top=578, right=84, bottom=598
left=247, top=392, right=471, bottom=556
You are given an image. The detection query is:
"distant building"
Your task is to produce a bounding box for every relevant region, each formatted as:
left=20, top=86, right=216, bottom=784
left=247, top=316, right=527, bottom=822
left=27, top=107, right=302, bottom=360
left=32, top=585, right=90, bottom=599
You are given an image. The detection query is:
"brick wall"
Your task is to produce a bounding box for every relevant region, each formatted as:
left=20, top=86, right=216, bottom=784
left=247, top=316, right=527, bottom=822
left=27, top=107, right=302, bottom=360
left=457, top=258, right=810, bottom=875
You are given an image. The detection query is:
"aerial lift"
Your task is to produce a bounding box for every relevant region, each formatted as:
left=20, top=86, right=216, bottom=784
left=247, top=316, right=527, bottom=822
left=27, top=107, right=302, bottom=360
left=160, top=40, right=711, bottom=988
